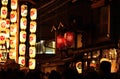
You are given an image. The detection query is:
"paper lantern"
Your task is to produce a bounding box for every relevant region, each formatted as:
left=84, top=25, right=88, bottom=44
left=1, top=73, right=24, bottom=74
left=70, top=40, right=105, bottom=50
left=0, top=33, right=6, bottom=44
left=11, top=0, right=18, bottom=10
left=30, top=21, right=37, bottom=33
left=10, top=11, right=17, bottom=22
left=6, top=38, right=9, bottom=49
left=10, top=37, right=16, bottom=48
left=5, top=29, right=10, bottom=38
left=18, top=56, right=25, bottom=66
left=20, top=18, right=27, bottom=30
left=2, top=0, right=8, bottom=5
left=1, top=7, right=8, bottom=18
left=6, top=19, right=10, bottom=28
left=0, top=51, right=2, bottom=60
left=21, top=4, right=28, bottom=17
left=76, top=62, right=82, bottom=74
left=20, top=31, right=26, bottom=42
left=56, top=35, right=65, bottom=49
left=0, top=20, right=6, bottom=31
left=0, top=45, right=2, bottom=49
left=29, top=47, right=36, bottom=58
left=64, top=32, right=74, bottom=46
left=29, top=34, right=36, bottom=45
left=9, top=49, right=16, bottom=59
left=10, top=23, right=17, bottom=35
left=19, top=44, right=26, bottom=55
left=30, top=8, right=37, bottom=20
left=29, top=59, right=36, bottom=70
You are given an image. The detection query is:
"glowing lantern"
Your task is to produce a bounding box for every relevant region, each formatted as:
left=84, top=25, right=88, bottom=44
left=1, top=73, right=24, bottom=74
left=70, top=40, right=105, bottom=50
left=5, top=29, right=9, bottom=38
left=9, top=49, right=16, bottom=59
left=20, top=18, right=27, bottom=30
left=29, top=59, right=36, bottom=70
left=11, top=0, right=18, bottom=10
left=10, top=37, right=16, bottom=48
left=0, top=33, right=6, bottom=44
left=19, top=44, right=26, bottom=55
left=0, top=20, right=6, bottom=31
left=30, top=21, right=37, bottom=33
left=0, top=45, right=2, bottom=49
left=6, top=38, right=9, bottom=49
left=29, top=47, right=36, bottom=58
left=18, top=56, right=25, bottom=66
left=10, top=23, right=17, bottom=35
left=30, top=8, right=37, bottom=20
left=0, top=51, right=2, bottom=60
left=6, top=19, right=10, bottom=28
left=56, top=35, right=65, bottom=49
left=21, top=4, right=28, bottom=17
left=20, top=31, right=26, bottom=42
left=64, top=32, right=74, bottom=46
left=10, top=11, right=17, bottom=22
left=29, top=34, right=36, bottom=45
left=2, top=0, right=8, bottom=5
left=76, top=62, right=82, bottom=74
left=1, top=7, right=8, bottom=18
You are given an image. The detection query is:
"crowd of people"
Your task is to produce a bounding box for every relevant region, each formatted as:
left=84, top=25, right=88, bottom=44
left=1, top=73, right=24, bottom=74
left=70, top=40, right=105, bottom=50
left=0, top=61, right=120, bottom=79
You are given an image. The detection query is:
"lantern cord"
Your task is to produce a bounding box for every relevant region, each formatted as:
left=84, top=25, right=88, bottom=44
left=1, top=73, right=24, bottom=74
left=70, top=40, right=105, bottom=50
left=58, top=22, right=64, bottom=30
left=51, top=25, right=56, bottom=32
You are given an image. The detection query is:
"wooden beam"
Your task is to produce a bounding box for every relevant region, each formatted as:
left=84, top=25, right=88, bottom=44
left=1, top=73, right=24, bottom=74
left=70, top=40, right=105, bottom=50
left=91, top=0, right=105, bottom=8
left=19, top=0, right=36, bottom=5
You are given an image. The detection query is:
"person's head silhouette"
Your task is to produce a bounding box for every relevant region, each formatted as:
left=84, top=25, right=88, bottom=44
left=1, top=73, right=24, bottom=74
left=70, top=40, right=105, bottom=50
left=100, top=61, right=111, bottom=73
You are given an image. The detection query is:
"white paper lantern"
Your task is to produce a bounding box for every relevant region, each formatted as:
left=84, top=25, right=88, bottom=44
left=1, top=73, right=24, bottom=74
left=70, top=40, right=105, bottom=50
left=10, top=37, right=16, bottom=48
left=6, top=19, right=10, bottom=28
left=11, top=0, right=18, bottom=10
left=18, top=56, right=25, bottom=66
left=29, top=59, right=36, bottom=70
left=6, top=38, right=9, bottom=49
left=29, top=46, right=36, bottom=58
left=20, top=18, right=27, bottom=30
left=2, top=0, right=8, bottom=5
left=21, top=4, right=28, bottom=17
left=0, top=32, right=6, bottom=44
left=30, top=21, right=36, bottom=33
left=20, top=31, right=26, bottom=42
left=5, top=29, right=10, bottom=38
left=76, top=62, right=82, bottom=74
left=1, top=7, right=8, bottom=18
left=0, top=19, right=6, bottom=31
left=30, top=8, right=37, bottom=20
left=10, top=11, right=17, bottom=22
left=29, top=34, right=36, bottom=45
left=19, top=44, right=26, bottom=55
left=9, top=49, right=16, bottom=59
left=0, top=50, right=2, bottom=61
left=10, top=23, right=17, bottom=36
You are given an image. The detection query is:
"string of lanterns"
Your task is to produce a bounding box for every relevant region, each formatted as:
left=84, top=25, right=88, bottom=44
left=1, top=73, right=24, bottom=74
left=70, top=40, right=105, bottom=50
left=18, top=4, right=28, bottom=67
left=0, top=0, right=37, bottom=70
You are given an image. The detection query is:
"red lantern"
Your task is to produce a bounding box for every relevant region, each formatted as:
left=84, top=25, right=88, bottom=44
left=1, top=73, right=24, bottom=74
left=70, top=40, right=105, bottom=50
left=64, top=32, right=74, bottom=46
left=56, top=35, right=65, bottom=49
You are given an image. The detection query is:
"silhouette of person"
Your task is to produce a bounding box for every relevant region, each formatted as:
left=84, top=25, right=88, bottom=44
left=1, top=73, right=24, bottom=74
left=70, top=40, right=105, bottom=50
left=99, top=61, right=113, bottom=79
left=48, top=70, right=61, bottom=79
